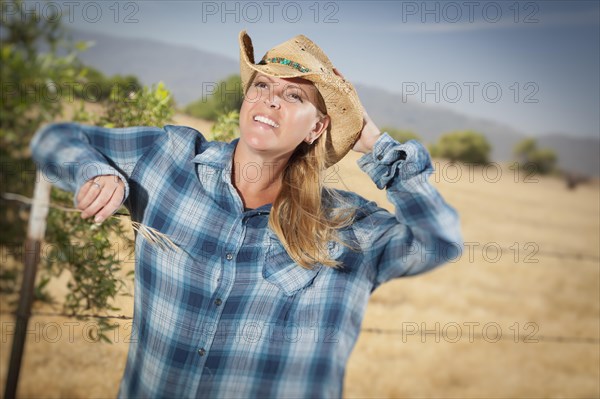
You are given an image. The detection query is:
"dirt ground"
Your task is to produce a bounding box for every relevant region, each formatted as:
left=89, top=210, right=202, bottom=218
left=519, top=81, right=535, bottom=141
left=1, top=115, right=598, bottom=398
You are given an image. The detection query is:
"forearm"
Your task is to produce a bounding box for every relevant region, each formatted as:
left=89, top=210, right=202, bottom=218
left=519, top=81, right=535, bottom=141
left=357, top=133, right=463, bottom=280
left=30, top=123, right=129, bottom=198
left=30, top=122, right=165, bottom=203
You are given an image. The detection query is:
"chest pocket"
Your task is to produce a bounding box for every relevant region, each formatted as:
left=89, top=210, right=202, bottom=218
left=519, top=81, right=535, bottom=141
left=262, top=234, right=322, bottom=296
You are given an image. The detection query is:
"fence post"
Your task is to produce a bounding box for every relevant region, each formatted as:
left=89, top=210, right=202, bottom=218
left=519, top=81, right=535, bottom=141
left=4, top=172, right=51, bottom=399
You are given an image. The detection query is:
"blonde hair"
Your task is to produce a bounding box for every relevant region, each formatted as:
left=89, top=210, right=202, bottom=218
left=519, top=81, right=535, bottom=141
left=269, top=91, right=356, bottom=269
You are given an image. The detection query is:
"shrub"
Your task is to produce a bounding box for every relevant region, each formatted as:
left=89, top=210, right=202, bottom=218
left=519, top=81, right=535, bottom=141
left=429, top=130, right=491, bottom=164
left=211, top=110, right=240, bottom=142
left=513, top=138, right=557, bottom=175
left=1, top=0, right=175, bottom=342
left=185, top=75, right=243, bottom=121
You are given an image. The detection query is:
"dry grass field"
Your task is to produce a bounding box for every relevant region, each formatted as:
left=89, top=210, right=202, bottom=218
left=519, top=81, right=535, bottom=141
left=1, top=114, right=598, bottom=398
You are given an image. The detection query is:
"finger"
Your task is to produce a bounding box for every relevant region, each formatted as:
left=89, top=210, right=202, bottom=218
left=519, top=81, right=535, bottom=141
left=78, top=179, right=104, bottom=215
left=76, top=179, right=96, bottom=207
left=81, top=183, right=117, bottom=220
left=93, top=185, right=125, bottom=223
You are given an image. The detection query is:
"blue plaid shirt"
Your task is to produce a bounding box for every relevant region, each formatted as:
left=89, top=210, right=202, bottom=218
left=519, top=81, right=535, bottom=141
left=31, top=123, right=462, bottom=398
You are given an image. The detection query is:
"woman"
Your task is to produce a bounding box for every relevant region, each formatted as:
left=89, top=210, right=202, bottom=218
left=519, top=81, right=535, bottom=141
left=31, top=31, right=462, bottom=398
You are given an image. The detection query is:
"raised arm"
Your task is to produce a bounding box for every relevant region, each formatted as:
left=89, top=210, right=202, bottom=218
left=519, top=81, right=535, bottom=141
left=349, top=108, right=463, bottom=287
left=356, top=132, right=463, bottom=286
left=30, top=122, right=166, bottom=221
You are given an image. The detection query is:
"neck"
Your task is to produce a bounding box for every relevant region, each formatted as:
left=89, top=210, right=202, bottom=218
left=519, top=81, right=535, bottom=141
left=232, top=142, right=291, bottom=209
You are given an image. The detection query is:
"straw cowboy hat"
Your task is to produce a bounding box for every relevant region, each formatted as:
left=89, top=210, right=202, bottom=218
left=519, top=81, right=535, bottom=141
left=239, top=30, right=364, bottom=167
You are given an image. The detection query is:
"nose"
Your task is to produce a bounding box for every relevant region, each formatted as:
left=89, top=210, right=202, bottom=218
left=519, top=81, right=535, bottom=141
left=264, top=94, right=281, bottom=109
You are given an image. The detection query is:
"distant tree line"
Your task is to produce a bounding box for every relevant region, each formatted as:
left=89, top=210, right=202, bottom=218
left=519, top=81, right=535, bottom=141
left=429, top=130, right=491, bottom=164
left=185, top=75, right=243, bottom=121
left=73, top=66, right=143, bottom=103
left=513, top=138, right=557, bottom=175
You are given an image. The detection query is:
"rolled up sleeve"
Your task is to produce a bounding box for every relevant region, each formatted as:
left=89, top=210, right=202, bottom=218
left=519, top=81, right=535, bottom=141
left=355, top=133, right=463, bottom=287
left=30, top=122, right=165, bottom=206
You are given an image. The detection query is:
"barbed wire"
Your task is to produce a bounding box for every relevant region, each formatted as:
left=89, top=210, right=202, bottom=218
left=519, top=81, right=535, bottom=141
left=2, top=193, right=599, bottom=263
left=0, top=311, right=598, bottom=345
left=2, top=192, right=599, bottom=346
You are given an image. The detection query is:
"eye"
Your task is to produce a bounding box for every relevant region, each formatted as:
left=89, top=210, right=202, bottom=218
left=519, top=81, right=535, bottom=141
left=286, top=89, right=304, bottom=102
left=254, top=81, right=268, bottom=89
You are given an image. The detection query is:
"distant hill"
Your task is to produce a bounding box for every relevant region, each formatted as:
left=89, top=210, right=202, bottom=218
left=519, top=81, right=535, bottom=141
left=353, top=84, right=526, bottom=162
left=72, top=30, right=599, bottom=176
left=537, top=134, right=599, bottom=177
left=73, top=30, right=239, bottom=106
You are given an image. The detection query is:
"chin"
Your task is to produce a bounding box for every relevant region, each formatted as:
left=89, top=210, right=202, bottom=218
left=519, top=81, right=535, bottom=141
left=240, top=131, right=274, bottom=152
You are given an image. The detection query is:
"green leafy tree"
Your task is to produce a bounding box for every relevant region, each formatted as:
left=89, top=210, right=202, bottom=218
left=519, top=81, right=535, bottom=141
left=185, top=75, right=243, bottom=121
left=0, top=0, right=83, bottom=151
left=74, top=66, right=142, bottom=103
left=211, top=110, right=240, bottom=142
left=429, top=130, right=491, bottom=164
left=1, top=1, right=174, bottom=342
left=1, top=0, right=85, bottom=264
left=528, top=149, right=557, bottom=175
left=101, top=82, right=173, bottom=128
left=41, top=84, right=174, bottom=342
left=381, top=127, right=421, bottom=143
left=513, top=138, right=536, bottom=160
left=513, top=138, right=557, bottom=175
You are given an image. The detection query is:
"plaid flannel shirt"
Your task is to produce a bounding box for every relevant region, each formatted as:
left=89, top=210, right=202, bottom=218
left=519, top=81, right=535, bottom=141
left=30, top=123, right=462, bottom=398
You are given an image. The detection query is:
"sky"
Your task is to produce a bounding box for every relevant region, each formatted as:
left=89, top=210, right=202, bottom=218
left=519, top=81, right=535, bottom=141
left=18, top=0, right=600, bottom=138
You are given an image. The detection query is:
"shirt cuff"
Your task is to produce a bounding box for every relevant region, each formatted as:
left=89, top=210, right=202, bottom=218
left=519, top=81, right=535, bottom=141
left=357, top=133, right=432, bottom=189
left=74, top=161, right=129, bottom=207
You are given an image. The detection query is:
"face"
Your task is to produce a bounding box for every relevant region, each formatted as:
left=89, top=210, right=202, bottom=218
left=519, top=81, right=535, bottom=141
left=238, top=73, right=329, bottom=159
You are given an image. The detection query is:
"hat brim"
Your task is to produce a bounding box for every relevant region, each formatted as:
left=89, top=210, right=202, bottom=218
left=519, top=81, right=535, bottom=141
left=242, top=63, right=320, bottom=93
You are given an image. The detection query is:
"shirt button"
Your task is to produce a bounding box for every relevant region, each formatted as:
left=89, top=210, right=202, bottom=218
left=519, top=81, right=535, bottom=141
left=214, top=298, right=222, bottom=306
left=376, top=154, right=384, bottom=161
left=226, top=253, right=233, bottom=260
left=198, top=348, right=206, bottom=357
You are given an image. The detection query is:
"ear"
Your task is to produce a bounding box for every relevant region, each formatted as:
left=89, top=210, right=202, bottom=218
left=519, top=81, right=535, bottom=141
left=304, top=115, right=330, bottom=144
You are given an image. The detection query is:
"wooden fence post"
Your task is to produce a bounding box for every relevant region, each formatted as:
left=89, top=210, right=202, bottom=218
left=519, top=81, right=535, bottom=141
left=4, top=172, right=51, bottom=399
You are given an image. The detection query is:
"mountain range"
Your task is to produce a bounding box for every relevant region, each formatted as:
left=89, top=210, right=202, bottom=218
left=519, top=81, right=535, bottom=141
left=72, top=30, right=599, bottom=176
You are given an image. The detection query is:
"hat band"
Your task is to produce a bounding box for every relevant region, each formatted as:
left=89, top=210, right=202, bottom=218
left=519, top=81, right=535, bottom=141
left=258, top=57, right=310, bottom=73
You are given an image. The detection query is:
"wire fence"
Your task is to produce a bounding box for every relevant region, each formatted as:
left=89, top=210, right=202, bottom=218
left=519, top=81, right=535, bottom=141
left=2, top=193, right=599, bottom=263
left=1, top=192, right=599, bottom=347
left=1, top=310, right=598, bottom=345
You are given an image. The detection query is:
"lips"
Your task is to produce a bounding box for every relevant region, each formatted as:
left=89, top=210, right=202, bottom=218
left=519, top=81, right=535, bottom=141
left=253, top=115, right=279, bottom=128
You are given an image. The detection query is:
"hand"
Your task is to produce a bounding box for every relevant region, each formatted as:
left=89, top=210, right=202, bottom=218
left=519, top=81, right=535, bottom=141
left=332, top=68, right=381, bottom=154
left=352, top=109, right=382, bottom=154
left=76, top=175, right=125, bottom=223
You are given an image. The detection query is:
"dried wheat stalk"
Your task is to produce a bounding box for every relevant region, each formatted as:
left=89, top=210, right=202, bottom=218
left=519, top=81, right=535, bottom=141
left=2, top=192, right=181, bottom=252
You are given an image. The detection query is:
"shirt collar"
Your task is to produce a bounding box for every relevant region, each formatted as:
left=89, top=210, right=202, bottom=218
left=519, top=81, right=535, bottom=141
left=191, top=137, right=239, bottom=168
left=190, top=136, right=273, bottom=215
